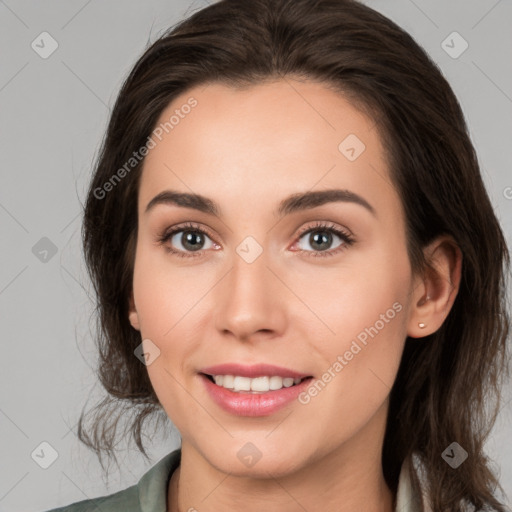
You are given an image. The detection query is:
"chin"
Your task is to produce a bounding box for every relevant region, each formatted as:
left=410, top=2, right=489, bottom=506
left=202, top=442, right=309, bottom=479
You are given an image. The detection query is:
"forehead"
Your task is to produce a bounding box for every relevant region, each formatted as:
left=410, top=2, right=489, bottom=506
left=138, top=79, right=400, bottom=222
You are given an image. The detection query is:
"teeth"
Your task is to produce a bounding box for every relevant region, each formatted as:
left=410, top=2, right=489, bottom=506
left=233, top=376, right=251, bottom=391
left=210, top=374, right=304, bottom=392
left=222, top=375, right=234, bottom=388
left=251, top=376, right=269, bottom=391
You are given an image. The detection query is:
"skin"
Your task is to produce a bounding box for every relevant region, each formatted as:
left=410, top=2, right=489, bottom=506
left=128, top=78, right=462, bottom=512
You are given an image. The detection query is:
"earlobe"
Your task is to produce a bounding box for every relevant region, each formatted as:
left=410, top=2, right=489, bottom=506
left=128, top=292, right=140, bottom=331
left=407, top=235, right=462, bottom=339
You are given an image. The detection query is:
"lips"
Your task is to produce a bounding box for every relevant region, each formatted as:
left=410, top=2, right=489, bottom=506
left=199, top=363, right=314, bottom=416
left=200, top=363, right=310, bottom=379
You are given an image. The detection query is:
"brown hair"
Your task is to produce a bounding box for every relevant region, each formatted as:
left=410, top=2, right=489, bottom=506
left=79, top=0, right=511, bottom=509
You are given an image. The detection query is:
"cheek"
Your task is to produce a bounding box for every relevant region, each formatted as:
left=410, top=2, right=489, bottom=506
left=131, top=246, right=212, bottom=385
left=304, top=249, right=409, bottom=341
left=309, top=248, right=410, bottom=393
left=132, top=249, right=203, bottom=425
left=132, top=245, right=201, bottom=335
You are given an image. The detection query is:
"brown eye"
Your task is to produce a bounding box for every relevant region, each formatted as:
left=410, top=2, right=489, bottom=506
left=158, top=222, right=219, bottom=258
left=171, top=230, right=208, bottom=252
left=294, top=222, right=355, bottom=257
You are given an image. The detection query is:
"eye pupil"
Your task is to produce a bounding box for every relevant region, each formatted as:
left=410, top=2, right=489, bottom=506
left=310, top=231, right=332, bottom=251
left=183, top=231, right=204, bottom=251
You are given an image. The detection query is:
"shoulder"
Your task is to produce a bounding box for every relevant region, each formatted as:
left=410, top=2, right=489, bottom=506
left=42, top=484, right=139, bottom=511
left=42, top=449, right=182, bottom=512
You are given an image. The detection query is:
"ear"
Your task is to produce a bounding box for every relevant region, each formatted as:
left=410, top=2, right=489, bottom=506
left=407, top=235, right=462, bottom=339
left=128, top=290, right=140, bottom=331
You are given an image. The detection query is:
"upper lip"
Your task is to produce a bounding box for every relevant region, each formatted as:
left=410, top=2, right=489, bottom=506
left=200, top=363, right=311, bottom=379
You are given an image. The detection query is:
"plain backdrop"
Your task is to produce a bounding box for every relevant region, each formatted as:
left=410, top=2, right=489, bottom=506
left=0, top=0, right=511, bottom=510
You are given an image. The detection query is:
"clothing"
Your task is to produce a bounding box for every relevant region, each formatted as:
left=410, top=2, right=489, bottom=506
left=43, top=449, right=430, bottom=511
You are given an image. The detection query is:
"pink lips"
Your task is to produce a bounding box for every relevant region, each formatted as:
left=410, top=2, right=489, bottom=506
left=199, top=363, right=313, bottom=417
left=200, top=363, right=310, bottom=379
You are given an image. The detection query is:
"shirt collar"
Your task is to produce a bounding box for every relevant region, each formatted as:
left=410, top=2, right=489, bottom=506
left=137, top=448, right=181, bottom=511
left=395, top=453, right=432, bottom=512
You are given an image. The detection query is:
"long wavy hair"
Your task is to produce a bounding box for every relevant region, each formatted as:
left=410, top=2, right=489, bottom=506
left=78, top=0, right=511, bottom=509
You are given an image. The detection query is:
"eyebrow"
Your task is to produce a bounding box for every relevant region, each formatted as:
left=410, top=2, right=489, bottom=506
left=145, top=188, right=376, bottom=218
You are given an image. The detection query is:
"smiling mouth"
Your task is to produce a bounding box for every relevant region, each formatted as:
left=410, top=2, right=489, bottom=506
left=201, top=373, right=313, bottom=393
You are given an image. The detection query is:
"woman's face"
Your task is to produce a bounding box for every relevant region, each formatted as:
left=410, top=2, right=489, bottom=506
left=129, top=78, right=419, bottom=476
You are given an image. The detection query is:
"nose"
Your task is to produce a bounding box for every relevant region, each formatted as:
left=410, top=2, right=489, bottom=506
left=214, top=246, right=287, bottom=343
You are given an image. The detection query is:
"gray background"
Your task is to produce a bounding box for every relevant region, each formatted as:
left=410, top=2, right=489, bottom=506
left=0, top=0, right=511, bottom=510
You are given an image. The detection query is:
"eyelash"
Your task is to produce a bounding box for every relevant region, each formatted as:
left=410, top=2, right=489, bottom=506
left=156, top=221, right=355, bottom=259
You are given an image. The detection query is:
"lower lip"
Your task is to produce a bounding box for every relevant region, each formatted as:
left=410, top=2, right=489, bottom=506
left=200, top=374, right=313, bottom=417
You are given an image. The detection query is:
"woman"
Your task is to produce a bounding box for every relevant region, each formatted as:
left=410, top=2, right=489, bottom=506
left=45, top=0, right=511, bottom=510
